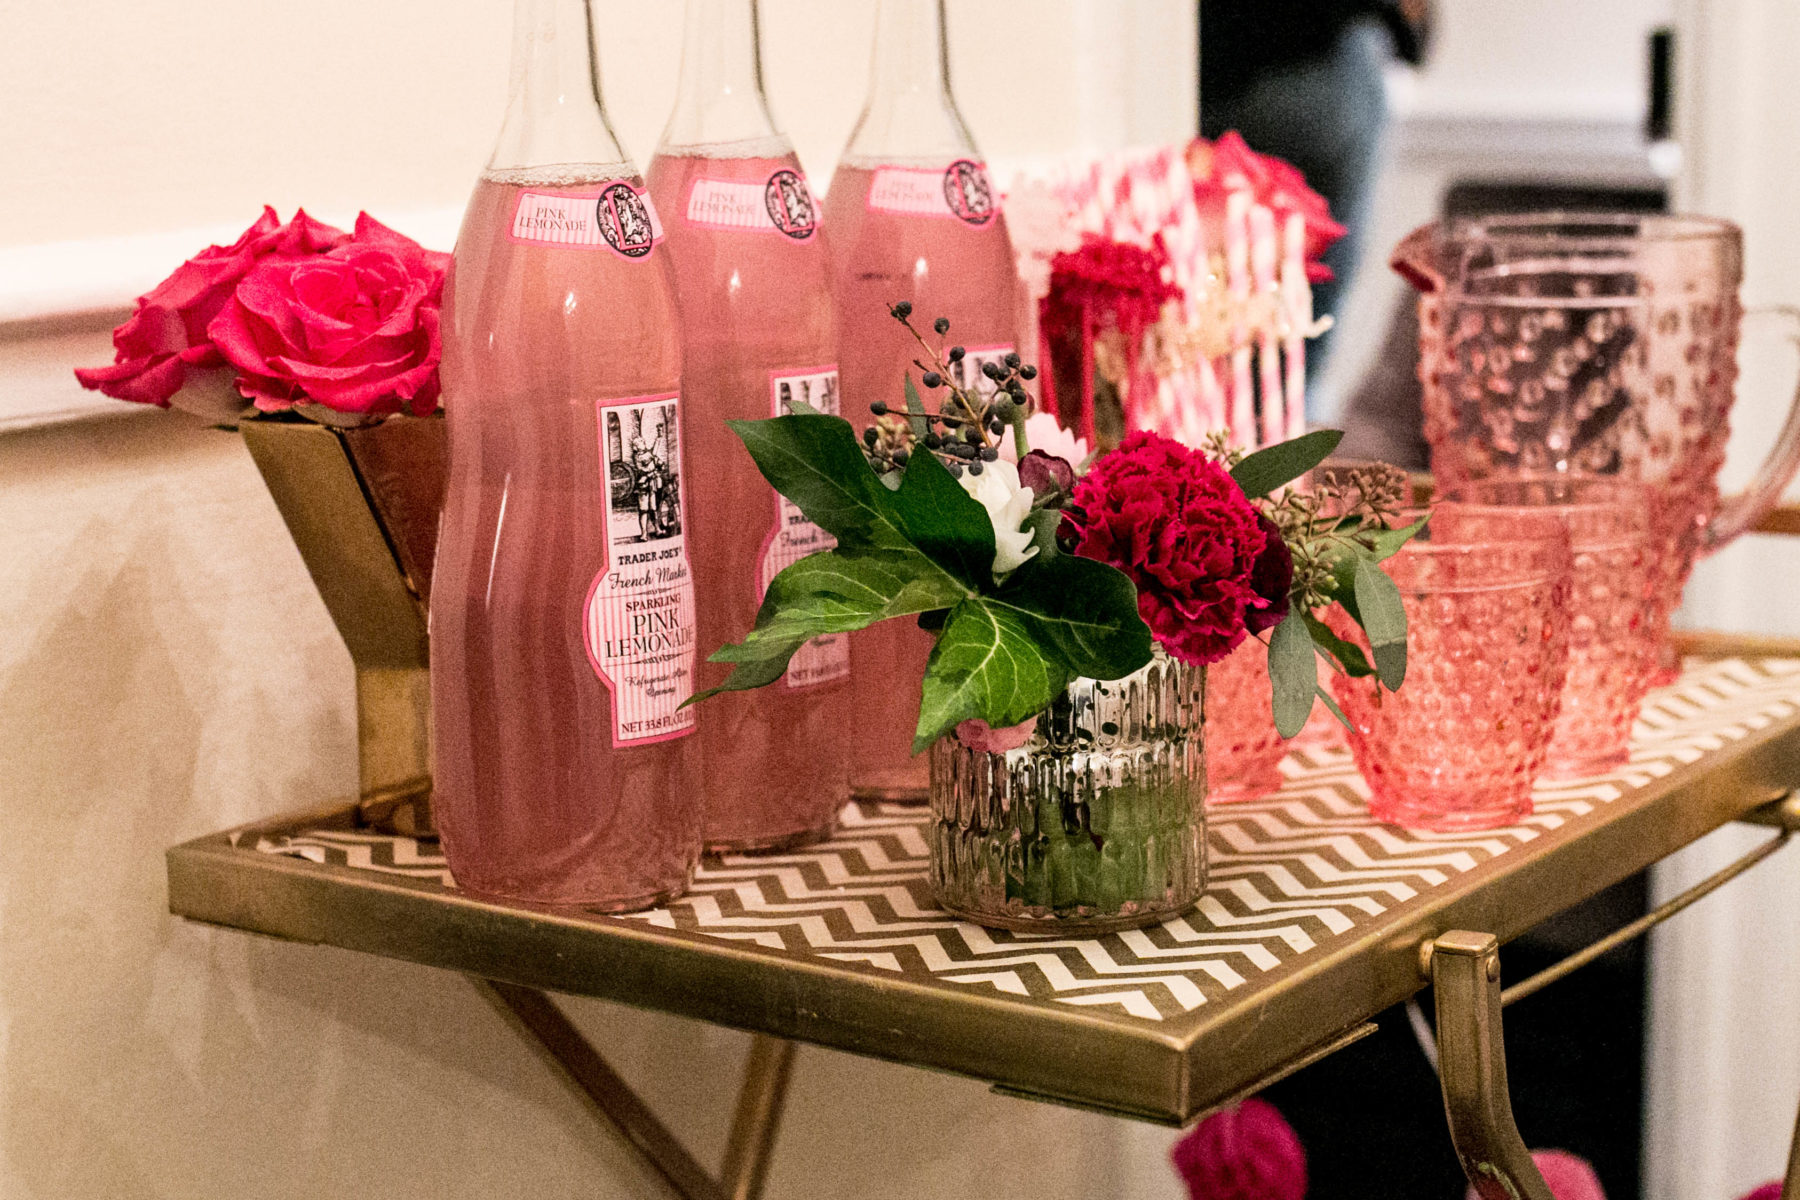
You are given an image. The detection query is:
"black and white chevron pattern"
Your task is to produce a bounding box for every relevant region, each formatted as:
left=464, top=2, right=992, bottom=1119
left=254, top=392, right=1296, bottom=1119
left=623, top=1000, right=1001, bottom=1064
left=250, top=657, right=1800, bottom=1024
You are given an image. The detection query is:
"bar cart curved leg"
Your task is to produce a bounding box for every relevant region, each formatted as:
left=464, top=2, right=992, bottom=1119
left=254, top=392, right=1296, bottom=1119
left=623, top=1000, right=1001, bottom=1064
left=478, top=980, right=794, bottom=1200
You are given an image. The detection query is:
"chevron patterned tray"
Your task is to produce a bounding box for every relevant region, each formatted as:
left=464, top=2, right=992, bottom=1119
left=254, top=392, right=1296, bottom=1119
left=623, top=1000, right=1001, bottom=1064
left=168, top=654, right=1800, bottom=1123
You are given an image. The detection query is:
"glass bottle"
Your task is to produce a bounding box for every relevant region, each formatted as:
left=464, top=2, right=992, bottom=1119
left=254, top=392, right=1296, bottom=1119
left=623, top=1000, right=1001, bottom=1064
left=825, top=0, right=1023, bottom=798
left=647, top=0, right=849, bottom=851
left=432, top=0, right=702, bottom=908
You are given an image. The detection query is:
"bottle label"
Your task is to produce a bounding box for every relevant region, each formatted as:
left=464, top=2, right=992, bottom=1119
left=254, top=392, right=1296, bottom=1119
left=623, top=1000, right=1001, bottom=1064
left=760, top=367, right=850, bottom=689
left=509, top=183, right=666, bottom=259
left=866, top=159, right=997, bottom=227
left=685, top=169, right=818, bottom=240
left=949, top=344, right=1018, bottom=398
left=584, top=393, right=699, bottom=746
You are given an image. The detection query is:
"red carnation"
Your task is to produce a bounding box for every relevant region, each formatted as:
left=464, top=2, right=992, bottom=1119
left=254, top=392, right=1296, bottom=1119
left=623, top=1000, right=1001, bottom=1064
left=1063, top=431, right=1284, bottom=666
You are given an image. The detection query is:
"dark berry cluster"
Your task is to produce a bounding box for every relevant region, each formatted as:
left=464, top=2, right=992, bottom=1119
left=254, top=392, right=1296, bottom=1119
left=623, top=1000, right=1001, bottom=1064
left=863, top=303, right=1039, bottom=479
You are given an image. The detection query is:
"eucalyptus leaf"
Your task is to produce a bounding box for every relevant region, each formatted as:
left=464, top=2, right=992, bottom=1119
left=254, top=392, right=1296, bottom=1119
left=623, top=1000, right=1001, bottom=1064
left=1353, top=555, right=1409, bottom=690
left=1365, top=513, right=1430, bottom=563
left=1313, top=684, right=1353, bottom=733
left=1301, top=612, right=1374, bottom=678
left=1268, top=610, right=1317, bottom=738
left=913, top=600, right=1071, bottom=753
left=1229, top=430, right=1343, bottom=500
left=902, top=374, right=930, bottom=440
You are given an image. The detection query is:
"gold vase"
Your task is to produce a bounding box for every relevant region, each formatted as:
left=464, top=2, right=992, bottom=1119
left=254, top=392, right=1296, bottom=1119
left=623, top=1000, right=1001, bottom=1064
left=240, top=415, right=447, bottom=836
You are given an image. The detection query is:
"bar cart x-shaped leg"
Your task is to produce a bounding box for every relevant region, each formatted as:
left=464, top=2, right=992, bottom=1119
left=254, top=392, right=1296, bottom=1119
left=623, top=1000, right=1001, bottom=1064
left=477, top=980, right=795, bottom=1200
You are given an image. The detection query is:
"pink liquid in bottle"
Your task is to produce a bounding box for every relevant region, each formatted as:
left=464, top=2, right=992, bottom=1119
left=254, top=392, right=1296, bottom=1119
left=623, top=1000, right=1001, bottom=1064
left=825, top=159, right=1022, bottom=797
left=433, top=168, right=703, bottom=908
left=648, top=145, right=850, bottom=850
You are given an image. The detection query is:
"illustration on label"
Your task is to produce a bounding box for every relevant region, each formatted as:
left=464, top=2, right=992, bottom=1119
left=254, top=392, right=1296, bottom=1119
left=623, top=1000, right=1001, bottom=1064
left=764, top=170, right=817, bottom=239
left=866, top=161, right=998, bottom=226
left=684, top=170, right=817, bottom=240
left=584, top=394, right=699, bottom=746
left=510, top=183, right=665, bottom=258
left=947, top=344, right=1017, bottom=400
left=760, top=367, right=849, bottom=689
left=941, top=160, right=996, bottom=225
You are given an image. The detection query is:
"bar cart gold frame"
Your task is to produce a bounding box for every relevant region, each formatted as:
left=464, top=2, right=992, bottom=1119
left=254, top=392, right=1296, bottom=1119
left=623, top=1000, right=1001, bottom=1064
left=187, top=440, right=1800, bottom=1199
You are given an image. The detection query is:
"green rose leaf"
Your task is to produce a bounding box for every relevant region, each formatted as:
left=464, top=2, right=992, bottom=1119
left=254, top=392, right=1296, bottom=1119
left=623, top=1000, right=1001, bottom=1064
left=1268, top=609, right=1317, bottom=738
left=1229, top=429, right=1343, bottom=500
left=1353, top=555, right=1409, bottom=690
left=913, top=600, right=1072, bottom=753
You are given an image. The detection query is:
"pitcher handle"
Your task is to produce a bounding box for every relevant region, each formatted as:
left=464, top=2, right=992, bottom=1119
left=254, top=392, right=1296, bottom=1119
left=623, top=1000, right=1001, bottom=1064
left=1704, top=304, right=1800, bottom=552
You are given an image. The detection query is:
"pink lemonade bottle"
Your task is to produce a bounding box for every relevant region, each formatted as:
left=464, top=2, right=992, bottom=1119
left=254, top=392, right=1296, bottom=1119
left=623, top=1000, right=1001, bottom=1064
left=432, top=0, right=702, bottom=908
left=825, top=0, right=1024, bottom=800
left=646, top=0, right=850, bottom=851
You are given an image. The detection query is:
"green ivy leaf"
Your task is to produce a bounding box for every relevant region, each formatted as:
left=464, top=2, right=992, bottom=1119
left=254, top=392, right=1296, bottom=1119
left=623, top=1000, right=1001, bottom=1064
left=687, top=546, right=968, bottom=704
left=1353, top=555, right=1409, bottom=690
left=1268, top=609, right=1317, bottom=738
left=889, top=441, right=996, bottom=589
left=1229, top=430, right=1343, bottom=499
left=913, top=601, right=1072, bottom=753
left=727, top=414, right=915, bottom=554
left=993, top=553, right=1152, bottom=681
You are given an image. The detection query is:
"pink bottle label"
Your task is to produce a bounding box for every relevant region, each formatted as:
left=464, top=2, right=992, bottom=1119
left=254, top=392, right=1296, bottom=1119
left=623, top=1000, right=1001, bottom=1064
left=866, top=159, right=998, bottom=226
left=584, top=393, right=700, bottom=746
left=760, top=367, right=849, bottom=689
left=509, top=183, right=666, bottom=258
left=685, top=169, right=818, bottom=240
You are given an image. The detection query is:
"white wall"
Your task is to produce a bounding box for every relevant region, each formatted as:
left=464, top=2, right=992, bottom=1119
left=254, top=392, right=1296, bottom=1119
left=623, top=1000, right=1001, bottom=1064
left=0, top=2, right=1199, bottom=1198
left=1645, top=1, right=1800, bottom=1197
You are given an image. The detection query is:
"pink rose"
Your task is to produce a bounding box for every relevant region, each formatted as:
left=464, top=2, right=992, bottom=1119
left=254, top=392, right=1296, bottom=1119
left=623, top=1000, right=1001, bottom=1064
left=954, top=718, right=1038, bottom=754
left=75, top=208, right=348, bottom=407
left=208, top=214, right=448, bottom=420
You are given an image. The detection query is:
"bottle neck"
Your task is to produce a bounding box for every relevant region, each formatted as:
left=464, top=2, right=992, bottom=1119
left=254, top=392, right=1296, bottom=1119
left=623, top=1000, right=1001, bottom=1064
left=841, top=0, right=978, bottom=166
left=659, top=0, right=784, bottom=152
left=489, top=0, right=631, bottom=176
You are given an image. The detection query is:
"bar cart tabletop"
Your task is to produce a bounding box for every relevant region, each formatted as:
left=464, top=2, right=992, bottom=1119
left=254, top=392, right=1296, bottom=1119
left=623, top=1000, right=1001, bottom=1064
left=169, top=634, right=1800, bottom=1144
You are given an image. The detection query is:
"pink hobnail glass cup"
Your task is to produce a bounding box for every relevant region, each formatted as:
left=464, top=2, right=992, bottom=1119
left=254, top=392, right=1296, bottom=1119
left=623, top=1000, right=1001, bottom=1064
left=1329, top=510, right=1573, bottom=831
left=1440, top=479, right=1661, bottom=778
left=1205, top=635, right=1287, bottom=804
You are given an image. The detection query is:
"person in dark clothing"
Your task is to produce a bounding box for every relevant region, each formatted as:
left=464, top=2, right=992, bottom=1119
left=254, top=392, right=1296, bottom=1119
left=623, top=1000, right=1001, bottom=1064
left=1200, top=0, right=1430, bottom=414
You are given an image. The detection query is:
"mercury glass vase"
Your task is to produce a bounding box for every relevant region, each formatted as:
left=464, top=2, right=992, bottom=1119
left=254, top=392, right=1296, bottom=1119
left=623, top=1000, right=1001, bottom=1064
left=927, top=647, right=1206, bottom=932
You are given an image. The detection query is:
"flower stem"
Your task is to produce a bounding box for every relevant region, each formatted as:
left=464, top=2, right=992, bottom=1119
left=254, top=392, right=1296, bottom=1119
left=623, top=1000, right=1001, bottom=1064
left=1011, top=406, right=1030, bottom=459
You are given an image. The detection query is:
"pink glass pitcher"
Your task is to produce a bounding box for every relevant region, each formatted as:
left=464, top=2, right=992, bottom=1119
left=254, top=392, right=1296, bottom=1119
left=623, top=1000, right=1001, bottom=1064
left=1394, top=213, right=1800, bottom=616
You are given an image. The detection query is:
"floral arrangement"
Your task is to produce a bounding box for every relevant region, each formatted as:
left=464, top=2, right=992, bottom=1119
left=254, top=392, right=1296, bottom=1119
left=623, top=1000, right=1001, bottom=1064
left=75, top=207, right=448, bottom=426
left=693, top=306, right=1421, bottom=745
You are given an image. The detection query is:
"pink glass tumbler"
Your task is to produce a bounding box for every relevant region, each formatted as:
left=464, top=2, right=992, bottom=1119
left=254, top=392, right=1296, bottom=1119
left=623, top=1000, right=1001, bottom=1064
left=1205, top=635, right=1287, bottom=804
left=1330, top=517, right=1572, bottom=831
left=1440, top=479, right=1661, bottom=778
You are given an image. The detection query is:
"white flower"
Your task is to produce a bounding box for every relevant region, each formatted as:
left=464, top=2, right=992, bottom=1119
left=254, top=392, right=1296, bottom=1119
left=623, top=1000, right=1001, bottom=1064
left=1000, top=412, right=1092, bottom=471
left=958, top=457, right=1039, bottom=578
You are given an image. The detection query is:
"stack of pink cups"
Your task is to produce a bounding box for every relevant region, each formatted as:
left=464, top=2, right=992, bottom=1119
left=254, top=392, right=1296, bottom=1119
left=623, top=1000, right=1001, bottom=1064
left=1328, top=480, right=1665, bottom=832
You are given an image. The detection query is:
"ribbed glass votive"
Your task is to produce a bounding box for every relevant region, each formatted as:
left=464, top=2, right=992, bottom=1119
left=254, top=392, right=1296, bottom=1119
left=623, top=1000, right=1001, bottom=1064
left=927, top=648, right=1206, bottom=932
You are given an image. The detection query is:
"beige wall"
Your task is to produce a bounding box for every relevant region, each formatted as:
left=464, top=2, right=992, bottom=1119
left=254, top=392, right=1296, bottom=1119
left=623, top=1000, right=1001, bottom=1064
left=0, top=1, right=1197, bottom=1196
